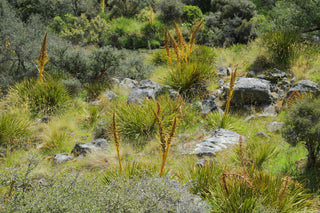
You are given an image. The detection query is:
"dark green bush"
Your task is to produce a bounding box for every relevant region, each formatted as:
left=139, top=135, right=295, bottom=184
left=183, top=5, right=203, bottom=23
left=283, top=96, right=320, bottom=167
left=197, top=0, right=257, bottom=46
left=158, top=0, right=184, bottom=22
left=62, top=78, right=82, bottom=97
left=262, top=30, right=300, bottom=67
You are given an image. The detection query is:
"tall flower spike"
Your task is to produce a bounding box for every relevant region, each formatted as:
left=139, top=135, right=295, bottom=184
left=36, top=32, right=49, bottom=81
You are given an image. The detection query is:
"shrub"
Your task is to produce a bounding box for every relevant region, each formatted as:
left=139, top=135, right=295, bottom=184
left=117, top=52, right=154, bottom=81
left=282, top=96, right=320, bottom=167
left=198, top=0, right=257, bottom=46
left=262, top=30, right=300, bottom=67
left=183, top=5, right=203, bottom=23
left=2, top=173, right=209, bottom=212
left=7, top=77, right=70, bottom=116
left=0, top=113, right=30, bottom=148
left=158, top=0, right=184, bottom=22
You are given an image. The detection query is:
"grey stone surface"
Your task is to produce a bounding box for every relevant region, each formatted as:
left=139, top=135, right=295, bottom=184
left=247, top=71, right=256, bottom=77
left=217, top=66, right=232, bottom=77
left=119, top=78, right=138, bottom=89
left=103, top=91, right=118, bottom=100
left=127, top=80, right=162, bottom=104
left=258, top=104, right=277, bottom=117
left=286, top=80, right=320, bottom=98
left=195, top=159, right=213, bottom=168
left=40, top=116, right=51, bottom=123
left=196, top=95, right=219, bottom=114
left=223, top=78, right=276, bottom=106
left=71, top=138, right=109, bottom=157
left=256, top=131, right=270, bottom=138
left=92, top=121, right=110, bottom=139
left=243, top=115, right=255, bottom=122
left=266, top=122, right=284, bottom=133
left=193, top=129, right=245, bottom=156
left=53, top=153, right=73, bottom=163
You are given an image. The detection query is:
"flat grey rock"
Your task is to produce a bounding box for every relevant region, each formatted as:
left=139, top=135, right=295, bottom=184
left=53, top=153, right=73, bottom=163
left=71, top=138, right=109, bottom=157
left=103, top=91, right=118, bottom=100
left=127, top=79, right=162, bottom=104
left=193, top=128, right=245, bottom=156
left=266, top=122, right=284, bottom=133
left=286, top=80, right=320, bottom=98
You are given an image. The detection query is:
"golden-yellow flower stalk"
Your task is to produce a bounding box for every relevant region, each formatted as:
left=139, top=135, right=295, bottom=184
left=112, top=112, right=122, bottom=173
left=36, top=32, right=49, bottom=81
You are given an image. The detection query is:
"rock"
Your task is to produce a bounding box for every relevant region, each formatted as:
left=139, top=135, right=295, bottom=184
left=159, top=85, right=179, bottom=99
left=92, top=121, right=110, bottom=139
left=111, top=78, right=120, bottom=85
left=279, top=80, right=291, bottom=91
left=53, top=153, right=73, bottom=163
left=40, top=116, right=51, bottom=123
left=196, top=95, right=219, bottom=114
left=256, top=131, right=270, bottom=138
left=119, top=78, right=138, bottom=89
left=218, top=79, right=224, bottom=87
left=247, top=71, right=256, bottom=77
left=257, top=74, right=266, bottom=79
left=71, top=138, right=109, bottom=157
left=193, top=129, right=245, bottom=156
left=286, top=80, right=320, bottom=98
left=195, top=159, right=213, bottom=168
left=258, top=104, right=277, bottom=117
left=90, top=100, right=100, bottom=106
left=103, top=91, right=118, bottom=100
left=223, top=78, right=276, bottom=107
left=266, top=122, right=284, bottom=133
left=265, top=68, right=286, bottom=83
left=243, top=115, right=255, bottom=122
left=217, top=66, right=232, bottom=77
left=127, top=80, right=162, bottom=104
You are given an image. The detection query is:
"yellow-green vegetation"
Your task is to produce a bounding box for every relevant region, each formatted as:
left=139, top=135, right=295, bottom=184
left=3, top=1, right=320, bottom=211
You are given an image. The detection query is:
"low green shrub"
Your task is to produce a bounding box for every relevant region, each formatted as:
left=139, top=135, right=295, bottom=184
left=8, top=77, right=71, bottom=116
left=0, top=113, right=30, bottom=148
left=262, top=30, right=300, bottom=67
left=2, top=173, right=209, bottom=212
left=62, top=78, right=82, bottom=97
left=158, top=0, right=184, bottom=22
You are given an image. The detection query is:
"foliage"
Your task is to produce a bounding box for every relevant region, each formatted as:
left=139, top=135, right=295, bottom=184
left=262, top=30, right=300, bottom=67
left=158, top=0, right=184, bottom=22
left=182, top=5, right=203, bottom=24
left=7, top=77, right=70, bottom=116
left=117, top=51, right=154, bottom=80
left=62, top=78, right=82, bottom=97
left=0, top=113, right=30, bottom=148
left=165, top=22, right=214, bottom=100
left=57, top=14, right=110, bottom=46
left=0, top=1, right=45, bottom=90
left=1, top=172, right=209, bottom=212
left=282, top=96, right=320, bottom=167
left=198, top=0, right=257, bottom=46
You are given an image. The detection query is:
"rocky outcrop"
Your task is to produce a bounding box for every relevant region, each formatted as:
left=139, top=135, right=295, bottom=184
left=53, top=153, right=73, bottom=163
left=71, top=139, right=109, bottom=157
left=223, top=77, right=276, bottom=106
left=193, top=128, right=245, bottom=156
left=286, top=80, right=320, bottom=98
left=196, top=95, right=220, bottom=114
left=103, top=91, right=118, bottom=100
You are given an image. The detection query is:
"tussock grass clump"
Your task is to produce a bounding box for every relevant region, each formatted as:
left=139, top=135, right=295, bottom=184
left=165, top=21, right=215, bottom=99
left=113, top=96, right=189, bottom=147
left=262, top=30, right=300, bottom=67
left=0, top=113, right=30, bottom=148
left=7, top=77, right=71, bottom=117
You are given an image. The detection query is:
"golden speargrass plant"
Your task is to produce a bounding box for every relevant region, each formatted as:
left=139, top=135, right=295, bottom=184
left=153, top=103, right=178, bottom=176
left=112, top=112, right=122, bottom=173
left=35, top=32, right=49, bottom=81
left=149, top=5, right=154, bottom=25
left=220, top=65, right=238, bottom=128
left=164, top=21, right=203, bottom=74
left=286, top=90, right=302, bottom=107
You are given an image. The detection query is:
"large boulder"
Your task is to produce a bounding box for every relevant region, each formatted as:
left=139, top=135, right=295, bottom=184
left=119, top=78, right=138, bottom=89
left=223, top=77, right=276, bottom=106
left=193, top=129, right=245, bottom=156
left=286, top=80, right=320, bottom=98
left=71, top=138, right=109, bottom=157
left=127, top=79, right=162, bottom=104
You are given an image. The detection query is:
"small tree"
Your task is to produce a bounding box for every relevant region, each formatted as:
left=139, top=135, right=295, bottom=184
left=282, top=96, right=320, bottom=168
